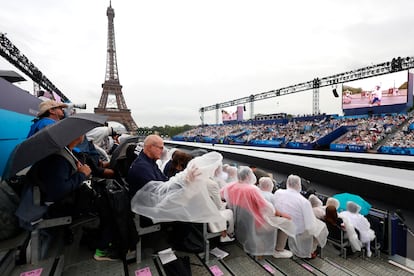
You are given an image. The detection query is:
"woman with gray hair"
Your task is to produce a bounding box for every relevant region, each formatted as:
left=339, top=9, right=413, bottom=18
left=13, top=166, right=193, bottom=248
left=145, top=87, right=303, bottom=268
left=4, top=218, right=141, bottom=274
left=325, top=197, right=340, bottom=210
left=308, top=194, right=325, bottom=219
left=339, top=201, right=376, bottom=257
left=258, top=177, right=276, bottom=205
left=322, top=196, right=362, bottom=252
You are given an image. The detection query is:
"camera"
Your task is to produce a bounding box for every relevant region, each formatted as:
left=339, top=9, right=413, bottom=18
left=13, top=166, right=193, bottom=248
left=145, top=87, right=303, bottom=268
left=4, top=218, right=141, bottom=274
left=64, top=103, right=87, bottom=117
left=66, top=103, right=86, bottom=109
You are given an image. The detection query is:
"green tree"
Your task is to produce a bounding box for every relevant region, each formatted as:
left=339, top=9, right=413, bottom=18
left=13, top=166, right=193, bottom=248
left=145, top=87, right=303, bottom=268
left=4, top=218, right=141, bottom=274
left=136, top=124, right=195, bottom=138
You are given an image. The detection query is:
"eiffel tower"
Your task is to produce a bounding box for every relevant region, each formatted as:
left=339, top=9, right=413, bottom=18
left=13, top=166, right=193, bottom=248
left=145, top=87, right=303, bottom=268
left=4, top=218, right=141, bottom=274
left=94, top=1, right=138, bottom=132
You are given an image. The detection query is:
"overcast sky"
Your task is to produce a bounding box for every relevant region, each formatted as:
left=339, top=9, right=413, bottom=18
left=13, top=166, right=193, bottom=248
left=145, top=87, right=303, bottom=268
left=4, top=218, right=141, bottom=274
left=1, top=0, right=414, bottom=127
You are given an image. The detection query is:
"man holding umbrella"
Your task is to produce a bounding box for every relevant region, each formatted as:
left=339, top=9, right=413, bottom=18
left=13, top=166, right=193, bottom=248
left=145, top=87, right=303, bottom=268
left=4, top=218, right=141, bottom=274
left=28, top=135, right=92, bottom=217
left=8, top=114, right=108, bottom=258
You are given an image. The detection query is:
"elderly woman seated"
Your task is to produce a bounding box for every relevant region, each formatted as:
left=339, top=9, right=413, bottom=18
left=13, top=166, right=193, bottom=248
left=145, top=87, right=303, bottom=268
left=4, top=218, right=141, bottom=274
left=273, top=174, right=329, bottom=259
left=339, top=201, right=376, bottom=257
left=324, top=197, right=361, bottom=253
left=308, top=194, right=325, bottom=220
left=325, top=197, right=340, bottom=210
left=221, top=166, right=296, bottom=258
left=258, top=177, right=276, bottom=205
left=206, top=170, right=235, bottom=243
left=221, top=164, right=238, bottom=184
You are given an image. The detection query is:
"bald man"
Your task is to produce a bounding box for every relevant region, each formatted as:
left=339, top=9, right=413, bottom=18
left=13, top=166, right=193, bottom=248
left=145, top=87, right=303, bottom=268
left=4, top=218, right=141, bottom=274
left=126, top=134, right=168, bottom=197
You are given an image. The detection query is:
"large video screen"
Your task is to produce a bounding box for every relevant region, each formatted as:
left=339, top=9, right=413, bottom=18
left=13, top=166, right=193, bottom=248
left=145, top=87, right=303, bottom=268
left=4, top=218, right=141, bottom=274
left=342, top=71, right=408, bottom=110
left=221, top=108, right=237, bottom=122
left=222, top=106, right=244, bottom=122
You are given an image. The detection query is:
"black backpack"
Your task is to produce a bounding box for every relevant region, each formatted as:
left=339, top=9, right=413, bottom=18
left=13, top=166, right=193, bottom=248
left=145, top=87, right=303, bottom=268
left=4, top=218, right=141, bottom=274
left=0, top=179, right=21, bottom=240
left=101, top=179, right=139, bottom=257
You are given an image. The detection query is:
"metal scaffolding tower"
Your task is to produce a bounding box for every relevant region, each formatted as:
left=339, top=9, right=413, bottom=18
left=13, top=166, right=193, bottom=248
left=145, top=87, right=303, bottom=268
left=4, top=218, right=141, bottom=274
left=199, top=56, right=414, bottom=125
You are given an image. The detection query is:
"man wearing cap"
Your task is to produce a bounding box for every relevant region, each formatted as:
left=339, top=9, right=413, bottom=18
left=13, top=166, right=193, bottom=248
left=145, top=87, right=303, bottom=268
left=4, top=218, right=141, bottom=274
left=27, top=100, right=68, bottom=137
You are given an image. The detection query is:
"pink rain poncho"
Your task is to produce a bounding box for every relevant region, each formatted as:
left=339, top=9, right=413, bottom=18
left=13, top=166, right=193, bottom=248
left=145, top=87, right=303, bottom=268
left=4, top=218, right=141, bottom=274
left=221, top=166, right=296, bottom=256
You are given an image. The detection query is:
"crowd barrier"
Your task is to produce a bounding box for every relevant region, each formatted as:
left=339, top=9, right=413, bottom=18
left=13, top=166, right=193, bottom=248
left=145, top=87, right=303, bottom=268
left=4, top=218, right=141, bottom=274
left=247, top=139, right=283, bottom=148
left=172, top=113, right=413, bottom=155
left=286, top=141, right=314, bottom=150
left=330, top=143, right=367, bottom=152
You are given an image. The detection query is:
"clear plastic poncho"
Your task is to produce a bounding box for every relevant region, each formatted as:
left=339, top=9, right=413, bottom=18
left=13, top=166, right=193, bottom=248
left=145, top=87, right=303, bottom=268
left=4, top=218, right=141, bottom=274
left=221, top=166, right=296, bottom=256
left=274, top=186, right=328, bottom=258
left=337, top=214, right=362, bottom=251
left=86, top=126, right=112, bottom=149
left=339, top=201, right=375, bottom=244
left=131, top=151, right=225, bottom=225
left=308, top=194, right=325, bottom=219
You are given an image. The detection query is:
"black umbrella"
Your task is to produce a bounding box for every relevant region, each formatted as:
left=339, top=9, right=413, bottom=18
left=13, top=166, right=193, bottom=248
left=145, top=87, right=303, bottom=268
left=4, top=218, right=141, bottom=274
left=0, top=77, right=41, bottom=116
left=0, top=70, right=26, bottom=83
left=108, top=136, right=143, bottom=179
left=3, top=113, right=107, bottom=179
left=109, top=135, right=139, bottom=169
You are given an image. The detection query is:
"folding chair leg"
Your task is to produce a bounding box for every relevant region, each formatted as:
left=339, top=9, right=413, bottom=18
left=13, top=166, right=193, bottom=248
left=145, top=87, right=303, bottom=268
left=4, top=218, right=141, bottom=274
left=205, top=239, right=210, bottom=263
left=136, top=239, right=142, bottom=264
left=30, top=229, right=40, bottom=265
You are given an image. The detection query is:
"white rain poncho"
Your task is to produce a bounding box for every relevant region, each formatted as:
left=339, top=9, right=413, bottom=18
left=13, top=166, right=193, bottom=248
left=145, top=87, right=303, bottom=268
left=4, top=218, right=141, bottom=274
left=206, top=178, right=234, bottom=234
left=131, top=151, right=225, bottom=225
left=118, top=134, right=132, bottom=144
left=86, top=126, right=112, bottom=149
left=337, top=214, right=362, bottom=251
left=339, top=201, right=375, bottom=244
left=273, top=175, right=328, bottom=258
left=325, top=197, right=361, bottom=251
left=308, top=194, right=325, bottom=219
left=221, top=166, right=296, bottom=256
left=222, top=164, right=238, bottom=183
left=156, top=147, right=169, bottom=171
left=212, top=165, right=228, bottom=189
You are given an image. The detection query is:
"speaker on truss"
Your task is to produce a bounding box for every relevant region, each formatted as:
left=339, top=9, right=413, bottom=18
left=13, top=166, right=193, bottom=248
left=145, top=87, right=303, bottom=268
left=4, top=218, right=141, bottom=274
left=332, top=88, right=339, bottom=97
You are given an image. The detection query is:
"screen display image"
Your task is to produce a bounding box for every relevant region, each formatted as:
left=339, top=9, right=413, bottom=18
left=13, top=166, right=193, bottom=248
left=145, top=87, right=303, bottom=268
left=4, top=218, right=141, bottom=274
left=221, top=108, right=238, bottom=122
left=342, top=71, right=408, bottom=110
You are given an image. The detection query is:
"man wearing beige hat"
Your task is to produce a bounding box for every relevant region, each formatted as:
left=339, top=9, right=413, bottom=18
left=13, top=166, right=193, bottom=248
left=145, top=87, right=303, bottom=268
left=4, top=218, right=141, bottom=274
left=27, top=100, right=68, bottom=137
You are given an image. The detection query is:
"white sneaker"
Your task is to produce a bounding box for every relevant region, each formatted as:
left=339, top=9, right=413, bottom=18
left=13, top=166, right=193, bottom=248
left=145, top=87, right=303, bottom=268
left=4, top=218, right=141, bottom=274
left=366, top=250, right=372, bottom=258
left=220, top=235, right=235, bottom=243
left=273, top=250, right=293, bottom=259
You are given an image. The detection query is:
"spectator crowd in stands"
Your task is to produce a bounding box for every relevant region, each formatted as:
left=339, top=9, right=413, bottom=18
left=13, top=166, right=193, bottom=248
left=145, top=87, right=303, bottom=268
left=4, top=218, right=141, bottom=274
left=175, top=112, right=414, bottom=154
